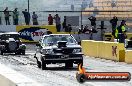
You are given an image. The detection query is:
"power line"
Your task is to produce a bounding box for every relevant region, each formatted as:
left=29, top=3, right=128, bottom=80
left=36, top=10, right=132, bottom=12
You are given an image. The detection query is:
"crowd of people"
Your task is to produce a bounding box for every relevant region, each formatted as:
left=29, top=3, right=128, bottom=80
left=0, top=7, right=37, bottom=25
left=0, top=7, right=63, bottom=32
left=78, top=15, right=127, bottom=44
left=0, top=7, right=60, bottom=26
left=0, top=7, right=128, bottom=43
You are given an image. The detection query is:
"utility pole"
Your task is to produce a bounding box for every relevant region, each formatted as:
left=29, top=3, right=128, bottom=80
left=81, top=10, right=82, bottom=26
left=28, top=0, right=29, bottom=12
left=97, top=21, right=106, bottom=41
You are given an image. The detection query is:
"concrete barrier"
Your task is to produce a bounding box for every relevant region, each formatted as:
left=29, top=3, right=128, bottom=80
left=97, top=41, right=105, bottom=58
left=81, top=40, right=94, bottom=57
left=0, top=63, right=42, bottom=86
left=82, top=40, right=125, bottom=62
left=125, top=50, right=132, bottom=64
left=104, top=42, right=125, bottom=61
left=89, top=41, right=98, bottom=57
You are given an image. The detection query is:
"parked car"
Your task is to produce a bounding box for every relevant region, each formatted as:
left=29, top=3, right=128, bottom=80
left=34, top=34, right=83, bottom=70
left=0, top=32, right=26, bottom=55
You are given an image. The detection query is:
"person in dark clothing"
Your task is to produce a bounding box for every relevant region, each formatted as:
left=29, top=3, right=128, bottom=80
left=88, top=16, right=96, bottom=29
left=62, top=16, right=68, bottom=32
left=82, top=25, right=91, bottom=33
left=116, top=20, right=126, bottom=43
left=4, top=7, right=10, bottom=25
left=13, top=8, right=19, bottom=25
left=22, top=9, right=30, bottom=25
left=110, top=16, right=118, bottom=36
left=48, top=14, right=53, bottom=25
left=78, top=25, right=84, bottom=34
left=32, top=12, right=38, bottom=25
left=67, top=24, right=72, bottom=33
left=54, top=14, right=61, bottom=32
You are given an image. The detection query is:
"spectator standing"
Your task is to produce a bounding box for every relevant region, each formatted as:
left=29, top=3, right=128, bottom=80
left=4, top=7, right=10, bottom=25
left=22, top=9, right=30, bottom=25
left=115, top=20, right=127, bottom=43
left=67, top=24, right=72, bottom=33
left=110, top=16, right=118, bottom=36
left=48, top=14, right=53, bottom=25
left=13, top=8, right=19, bottom=25
left=78, top=25, right=84, bottom=34
left=62, top=16, right=67, bottom=31
left=54, top=14, right=61, bottom=32
left=88, top=16, right=96, bottom=29
left=32, top=12, right=38, bottom=25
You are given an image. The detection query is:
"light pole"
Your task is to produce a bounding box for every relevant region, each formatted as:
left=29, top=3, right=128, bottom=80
left=28, top=0, right=29, bottom=12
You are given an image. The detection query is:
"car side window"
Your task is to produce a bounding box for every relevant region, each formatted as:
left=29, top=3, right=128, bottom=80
left=43, top=36, right=51, bottom=45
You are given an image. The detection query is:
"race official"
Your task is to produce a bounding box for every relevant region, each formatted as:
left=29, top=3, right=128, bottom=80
left=115, top=20, right=127, bottom=43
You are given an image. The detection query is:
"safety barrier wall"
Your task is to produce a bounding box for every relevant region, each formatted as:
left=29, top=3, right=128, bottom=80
left=81, top=40, right=94, bottom=57
left=0, top=63, right=42, bottom=86
left=82, top=40, right=125, bottom=62
left=125, top=50, right=132, bottom=64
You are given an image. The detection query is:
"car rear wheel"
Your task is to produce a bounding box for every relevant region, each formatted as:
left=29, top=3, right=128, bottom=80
left=15, top=51, right=20, bottom=55
left=21, top=50, right=25, bottom=55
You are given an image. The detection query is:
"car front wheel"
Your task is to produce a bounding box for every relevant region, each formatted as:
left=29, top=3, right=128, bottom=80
left=41, top=59, right=46, bottom=70
left=76, top=74, right=86, bottom=83
left=79, top=60, right=83, bottom=66
left=37, top=61, right=41, bottom=68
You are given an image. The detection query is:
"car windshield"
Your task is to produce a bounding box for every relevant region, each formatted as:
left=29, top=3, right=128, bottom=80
left=43, top=35, right=77, bottom=45
left=0, top=34, right=19, bottom=40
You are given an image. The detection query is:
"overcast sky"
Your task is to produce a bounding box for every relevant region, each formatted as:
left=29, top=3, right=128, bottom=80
left=0, top=0, right=91, bottom=11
